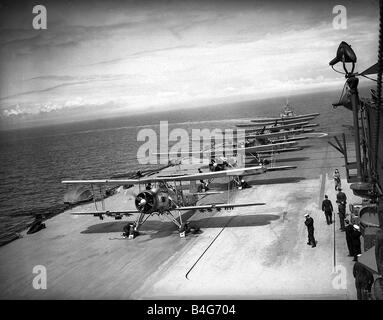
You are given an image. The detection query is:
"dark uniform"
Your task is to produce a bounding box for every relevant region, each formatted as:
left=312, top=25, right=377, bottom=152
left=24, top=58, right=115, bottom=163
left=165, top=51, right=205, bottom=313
left=336, top=191, right=347, bottom=231
left=321, top=198, right=333, bottom=225
left=345, top=223, right=354, bottom=256
left=304, top=216, right=316, bottom=247
left=351, top=228, right=362, bottom=261
left=353, top=261, right=374, bottom=300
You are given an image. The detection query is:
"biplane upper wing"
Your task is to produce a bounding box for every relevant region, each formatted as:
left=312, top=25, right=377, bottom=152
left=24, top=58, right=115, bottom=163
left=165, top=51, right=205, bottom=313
left=175, top=202, right=266, bottom=211
left=248, top=112, right=320, bottom=123
left=236, top=120, right=310, bottom=128
left=247, top=115, right=318, bottom=126
left=62, top=165, right=266, bottom=185
left=201, top=128, right=313, bottom=140
left=152, top=141, right=298, bottom=156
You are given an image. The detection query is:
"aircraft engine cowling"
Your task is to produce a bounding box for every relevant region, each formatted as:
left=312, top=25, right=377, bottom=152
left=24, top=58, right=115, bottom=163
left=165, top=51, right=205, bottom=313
left=134, top=190, right=157, bottom=214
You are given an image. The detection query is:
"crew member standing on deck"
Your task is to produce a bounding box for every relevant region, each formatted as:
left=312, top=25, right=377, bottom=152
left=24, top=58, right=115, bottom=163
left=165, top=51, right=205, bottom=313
left=321, top=195, right=333, bottom=225
left=336, top=188, right=347, bottom=231
left=344, top=219, right=355, bottom=257
left=333, top=169, right=341, bottom=191
left=304, top=213, right=316, bottom=247
left=351, top=225, right=362, bottom=261
left=353, top=257, right=374, bottom=300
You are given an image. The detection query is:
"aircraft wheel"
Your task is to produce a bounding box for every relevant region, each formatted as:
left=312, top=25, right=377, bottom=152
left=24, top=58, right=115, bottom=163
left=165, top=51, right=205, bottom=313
left=179, top=222, right=190, bottom=237
left=126, top=223, right=139, bottom=239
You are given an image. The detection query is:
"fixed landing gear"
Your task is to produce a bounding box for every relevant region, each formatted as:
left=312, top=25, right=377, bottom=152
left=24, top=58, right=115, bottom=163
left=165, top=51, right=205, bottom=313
left=122, top=212, right=201, bottom=239
left=179, top=222, right=200, bottom=238
left=122, top=212, right=148, bottom=239
left=179, top=222, right=190, bottom=238
left=122, top=222, right=139, bottom=239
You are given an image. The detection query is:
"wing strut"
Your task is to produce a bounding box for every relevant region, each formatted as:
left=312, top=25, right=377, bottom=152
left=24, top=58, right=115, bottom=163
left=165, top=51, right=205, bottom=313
left=163, top=210, right=182, bottom=229
left=227, top=176, right=230, bottom=203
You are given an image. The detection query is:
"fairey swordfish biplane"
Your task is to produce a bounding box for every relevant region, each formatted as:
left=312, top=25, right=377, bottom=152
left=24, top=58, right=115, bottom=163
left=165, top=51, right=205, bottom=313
left=62, top=127, right=300, bottom=239
left=62, top=165, right=270, bottom=239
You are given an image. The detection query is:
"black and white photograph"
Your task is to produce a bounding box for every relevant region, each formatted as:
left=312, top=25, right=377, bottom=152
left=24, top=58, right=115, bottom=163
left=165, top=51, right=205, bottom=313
left=0, top=0, right=382, bottom=305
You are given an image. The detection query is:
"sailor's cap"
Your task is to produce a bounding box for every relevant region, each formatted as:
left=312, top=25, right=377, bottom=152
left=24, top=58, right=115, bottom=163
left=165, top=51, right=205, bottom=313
left=353, top=224, right=360, bottom=230
left=304, top=213, right=309, bottom=217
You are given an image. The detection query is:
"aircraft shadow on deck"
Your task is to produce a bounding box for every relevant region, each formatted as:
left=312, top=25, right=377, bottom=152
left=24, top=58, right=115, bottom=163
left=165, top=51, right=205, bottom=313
left=245, top=176, right=306, bottom=185
left=81, top=212, right=280, bottom=239
left=246, top=156, right=310, bottom=164
left=299, top=145, right=313, bottom=149
left=274, top=157, right=310, bottom=163
left=209, top=176, right=305, bottom=189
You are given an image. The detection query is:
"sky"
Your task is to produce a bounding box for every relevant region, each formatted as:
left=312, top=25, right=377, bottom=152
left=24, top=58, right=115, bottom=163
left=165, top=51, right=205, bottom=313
left=0, top=0, right=380, bottom=129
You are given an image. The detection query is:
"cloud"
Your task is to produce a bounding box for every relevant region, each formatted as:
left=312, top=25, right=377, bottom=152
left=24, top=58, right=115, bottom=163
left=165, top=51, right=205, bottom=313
left=0, top=0, right=379, bottom=128
left=2, top=104, right=27, bottom=117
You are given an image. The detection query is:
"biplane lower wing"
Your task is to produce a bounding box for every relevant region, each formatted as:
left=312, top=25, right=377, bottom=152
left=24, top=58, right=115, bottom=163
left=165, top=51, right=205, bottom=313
left=245, top=128, right=309, bottom=139
left=242, top=141, right=298, bottom=153
left=270, top=136, right=308, bottom=143
left=174, top=202, right=266, bottom=211
left=255, top=147, right=302, bottom=154
left=69, top=210, right=137, bottom=218
left=265, top=165, right=297, bottom=171
left=68, top=202, right=265, bottom=219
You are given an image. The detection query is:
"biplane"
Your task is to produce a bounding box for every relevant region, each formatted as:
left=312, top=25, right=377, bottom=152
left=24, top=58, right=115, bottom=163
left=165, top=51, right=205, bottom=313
left=155, top=129, right=301, bottom=171
left=249, top=112, right=320, bottom=124
left=235, top=120, right=319, bottom=132
left=244, top=128, right=315, bottom=144
left=189, top=128, right=314, bottom=151
left=249, top=115, right=319, bottom=126
left=155, top=140, right=299, bottom=157
left=62, top=165, right=267, bottom=239
left=241, top=99, right=320, bottom=124
left=195, top=128, right=313, bottom=141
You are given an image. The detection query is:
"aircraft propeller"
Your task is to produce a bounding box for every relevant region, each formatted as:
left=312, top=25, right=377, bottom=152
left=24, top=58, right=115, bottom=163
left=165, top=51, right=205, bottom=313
left=135, top=191, right=156, bottom=214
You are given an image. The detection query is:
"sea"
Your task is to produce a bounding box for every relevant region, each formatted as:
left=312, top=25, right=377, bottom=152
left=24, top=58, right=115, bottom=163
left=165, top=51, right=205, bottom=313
left=0, top=87, right=372, bottom=245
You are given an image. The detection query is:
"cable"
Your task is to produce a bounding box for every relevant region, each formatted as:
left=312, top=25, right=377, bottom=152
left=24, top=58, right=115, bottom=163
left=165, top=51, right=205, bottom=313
left=331, top=65, right=346, bottom=75
left=334, top=206, right=336, bottom=269
left=361, top=74, right=378, bottom=82
left=374, top=0, right=383, bottom=176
